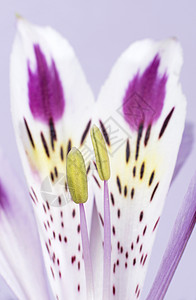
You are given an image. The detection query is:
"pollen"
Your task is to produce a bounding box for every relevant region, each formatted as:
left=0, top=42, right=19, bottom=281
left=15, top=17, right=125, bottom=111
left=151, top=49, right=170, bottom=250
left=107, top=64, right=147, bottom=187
left=66, top=147, right=88, bottom=204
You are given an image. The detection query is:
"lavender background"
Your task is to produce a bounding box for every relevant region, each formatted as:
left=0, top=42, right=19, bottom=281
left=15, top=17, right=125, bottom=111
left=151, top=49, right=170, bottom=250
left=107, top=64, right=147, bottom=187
left=0, top=1, right=195, bottom=299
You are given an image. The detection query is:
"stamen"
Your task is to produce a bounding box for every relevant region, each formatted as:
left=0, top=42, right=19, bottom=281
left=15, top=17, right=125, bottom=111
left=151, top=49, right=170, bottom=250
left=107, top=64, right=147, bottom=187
left=79, top=203, right=94, bottom=300
left=66, top=148, right=94, bottom=299
left=90, top=125, right=111, bottom=300
left=103, top=180, right=111, bottom=300
left=90, top=125, right=110, bottom=181
left=66, top=148, right=88, bottom=204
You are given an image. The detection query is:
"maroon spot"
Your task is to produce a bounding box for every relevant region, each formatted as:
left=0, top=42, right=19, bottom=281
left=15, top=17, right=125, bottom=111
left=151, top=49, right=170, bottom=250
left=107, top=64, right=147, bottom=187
left=71, top=256, right=76, bottom=264
left=133, top=258, right=136, bottom=266
left=60, top=211, right=63, bottom=218
left=81, top=120, right=92, bottom=145
left=117, top=241, right=120, bottom=250
left=50, top=171, right=54, bottom=181
left=48, top=239, right=51, bottom=246
left=47, top=220, right=50, bottom=228
left=72, top=209, right=76, bottom=218
left=78, top=244, right=81, bottom=251
left=31, top=188, right=38, bottom=202
left=113, top=263, right=116, bottom=274
left=59, top=271, right=61, bottom=278
left=143, top=254, right=148, bottom=266
left=143, top=225, right=147, bottom=236
left=110, top=193, right=115, bottom=206
left=78, top=284, right=80, bottom=292
left=52, top=253, right=55, bottom=263
left=113, top=285, right=116, bottom=295
left=153, top=217, right=160, bottom=232
left=124, top=185, right=127, bottom=197
left=78, top=261, right=80, bottom=270
left=99, top=213, right=104, bottom=226
left=150, top=182, right=159, bottom=202
left=139, top=211, right=144, bottom=222
left=64, top=236, right=67, bottom=243
left=42, top=204, right=46, bottom=213
left=133, top=166, right=136, bottom=177
left=54, top=166, right=58, bottom=177
left=45, top=242, right=50, bottom=254
left=61, top=222, right=64, bottom=228
left=77, top=224, right=80, bottom=233
left=125, top=262, right=128, bottom=268
left=140, top=244, right=143, bottom=253
left=131, top=242, right=134, bottom=250
left=136, top=235, right=140, bottom=243
left=120, top=246, right=123, bottom=253
left=149, top=170, right=155, bottom=186
left=59, top=234, right=62, bottom=242
left=50, top=215, right=53, bottom=222
left=135, top=284, right=139, bottom=294
left=93, top=175, right=101, bottom=188
left=159, top=107, right=175, bottom=139
left=46, top=201, right=50, bottom=210
left=144, top=124, right=151, bottom=146
left=24, top=118, right=35, bottom=148
left=53, top=231, right=56, bottom=239
left=116, top=259, right=119, bottom=266
left=44, top=223, right=47, bottom=231
left=116, top=176, right=122, bottom=194
left=140, top=254, right=144, bottom=264
left=50, top=266, right=55, bottom=278
left=57, top=258, right=60, bottom=266
left=131, top=188, right=135, bottom=199
left=125, top=252, right=129, bottom=259
left=99, top=119, right=110, bottom=146
left=28, top=44, right=65, bottom=123
left=123, top=54, right=167, bottom=130
left=29, top=192, right=36, bottom=205
left=112, top=226, right=116, bottom=235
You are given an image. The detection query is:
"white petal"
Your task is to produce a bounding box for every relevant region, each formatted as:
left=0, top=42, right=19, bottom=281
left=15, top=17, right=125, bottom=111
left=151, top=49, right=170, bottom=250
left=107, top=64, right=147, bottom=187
left=0, top=151, right=50, bottom=300
left=93, top=38, right=186, bottom=299
left=10, top=18, right=95, bottom=300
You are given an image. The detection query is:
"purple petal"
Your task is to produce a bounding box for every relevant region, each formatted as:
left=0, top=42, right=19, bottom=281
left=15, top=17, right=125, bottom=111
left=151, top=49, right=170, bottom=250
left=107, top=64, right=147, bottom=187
left=0, top=151, right=50, bottom=300
left=146, top=172, right=196, bottom=300
left=123, top=54, right=167, bottom=130
left=172, top=122, right=194, bottom=182
left=28, top=44, right=65, bottom=123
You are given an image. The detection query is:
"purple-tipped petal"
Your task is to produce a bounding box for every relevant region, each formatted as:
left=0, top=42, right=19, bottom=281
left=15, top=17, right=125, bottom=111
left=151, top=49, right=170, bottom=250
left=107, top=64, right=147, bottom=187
left=0, top=151, right=50, bottom=300
left=146, top=172, right=196, bottom=300
left=11, top=18, right=95, bottom=300
left=28, top=44, right=65, bottom=123
left=94, top=38, right=186, bottom=299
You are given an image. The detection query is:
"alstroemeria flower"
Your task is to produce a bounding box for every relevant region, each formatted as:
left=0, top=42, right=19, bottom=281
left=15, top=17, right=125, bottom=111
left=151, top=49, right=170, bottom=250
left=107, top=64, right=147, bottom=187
left=0, top=17, right=194, bottom=300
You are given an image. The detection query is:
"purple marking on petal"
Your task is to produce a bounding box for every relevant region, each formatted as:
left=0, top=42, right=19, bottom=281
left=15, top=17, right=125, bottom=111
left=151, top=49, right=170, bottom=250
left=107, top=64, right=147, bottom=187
left=28, top=44, right=65, bottom=123
left=123, top=54, right=167, bottom=130
left=0, top=182, right=9, bottom=209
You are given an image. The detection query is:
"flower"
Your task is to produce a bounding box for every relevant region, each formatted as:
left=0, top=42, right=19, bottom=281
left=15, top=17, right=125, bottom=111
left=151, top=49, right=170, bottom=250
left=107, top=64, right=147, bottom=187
left=0, top=17, right=195, bottom=300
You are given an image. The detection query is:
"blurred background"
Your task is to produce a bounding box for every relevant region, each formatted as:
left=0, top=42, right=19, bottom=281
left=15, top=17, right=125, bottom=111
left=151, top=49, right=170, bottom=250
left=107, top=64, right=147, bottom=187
left=0, top=0, right=195, bottom=299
